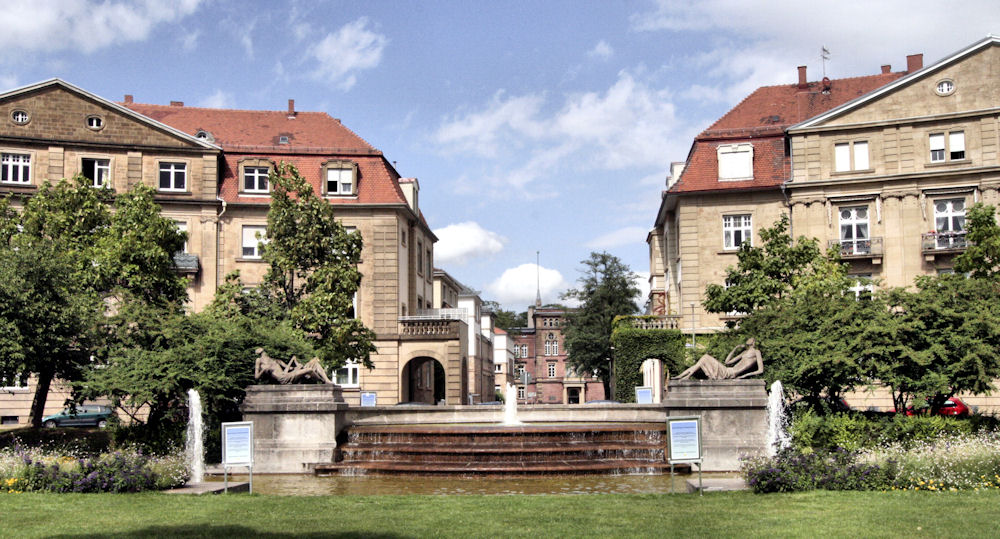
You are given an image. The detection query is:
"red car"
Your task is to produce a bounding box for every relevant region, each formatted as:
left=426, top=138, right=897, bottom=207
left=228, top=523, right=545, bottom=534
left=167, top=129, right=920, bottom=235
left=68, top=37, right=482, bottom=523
left=904, top=397, right=971, bottom=417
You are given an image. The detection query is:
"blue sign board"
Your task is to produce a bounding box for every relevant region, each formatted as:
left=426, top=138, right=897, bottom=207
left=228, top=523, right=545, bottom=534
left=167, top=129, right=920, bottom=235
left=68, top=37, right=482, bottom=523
left=222, top=421, right=253, bottom=466
left=668, top=417, right=702, bottom=462
left=635, top=386, right=653, bottom=404
left=361, top=391, right=377, bottom=407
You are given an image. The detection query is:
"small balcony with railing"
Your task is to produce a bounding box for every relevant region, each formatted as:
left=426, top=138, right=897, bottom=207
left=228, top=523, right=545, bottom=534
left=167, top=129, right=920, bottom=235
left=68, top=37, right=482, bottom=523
left=828, top=237, right=883, bottom=262
left=618, top=315, right=683, bottom=331
left=921, top=231, right=968, bottom=256
left=398, top=308, right=468, bottom=341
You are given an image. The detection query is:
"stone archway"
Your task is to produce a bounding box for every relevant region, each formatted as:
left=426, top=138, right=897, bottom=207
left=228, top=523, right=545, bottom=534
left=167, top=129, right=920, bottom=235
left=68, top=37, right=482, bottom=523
left=640, top=358, right=664, bottom=403
left=401, top=356, right=446, bottom=404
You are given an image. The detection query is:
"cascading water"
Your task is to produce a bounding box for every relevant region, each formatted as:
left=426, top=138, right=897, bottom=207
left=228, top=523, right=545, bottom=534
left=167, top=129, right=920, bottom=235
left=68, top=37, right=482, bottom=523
left=502, top=382, right=523, bottom=426
left=765, top=380, right=791, bottom=457
left=185, top=388, right=205, bottom=484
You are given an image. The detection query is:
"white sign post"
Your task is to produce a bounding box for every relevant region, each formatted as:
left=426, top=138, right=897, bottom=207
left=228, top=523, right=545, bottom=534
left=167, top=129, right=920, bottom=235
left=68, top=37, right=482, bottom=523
left=222, top=421, right=254, bottom=494
left=667, top=416, right=703, bottom=495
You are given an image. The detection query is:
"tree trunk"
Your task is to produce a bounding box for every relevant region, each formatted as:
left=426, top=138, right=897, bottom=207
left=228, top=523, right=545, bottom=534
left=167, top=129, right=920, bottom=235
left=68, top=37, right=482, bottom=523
left=28, top=365, right=55, bottom=428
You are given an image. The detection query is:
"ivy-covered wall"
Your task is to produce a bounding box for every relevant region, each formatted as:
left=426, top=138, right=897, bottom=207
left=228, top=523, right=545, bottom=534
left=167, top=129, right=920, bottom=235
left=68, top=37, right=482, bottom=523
left=610, top=316, right=685, bottom=402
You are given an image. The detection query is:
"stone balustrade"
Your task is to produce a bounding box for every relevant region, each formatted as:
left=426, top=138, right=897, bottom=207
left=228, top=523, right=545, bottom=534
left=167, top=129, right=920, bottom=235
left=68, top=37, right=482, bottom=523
left=622, top=315, right=683, bottom=330
left=398, top=319, right=461, bottom=339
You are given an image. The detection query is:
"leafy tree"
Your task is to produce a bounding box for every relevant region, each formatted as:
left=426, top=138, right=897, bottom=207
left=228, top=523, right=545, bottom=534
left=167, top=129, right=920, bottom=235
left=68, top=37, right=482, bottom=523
left=259, top=163, right=376, bottom=369
left=562, top=252, right=640, bottom=397
left=704, top=215, right=824, bottom=317
left=955, top=203, right=1000, bottom=279
left=0, top=178, right=187, bottom=427
left=483, top=301, right=527, bottom=330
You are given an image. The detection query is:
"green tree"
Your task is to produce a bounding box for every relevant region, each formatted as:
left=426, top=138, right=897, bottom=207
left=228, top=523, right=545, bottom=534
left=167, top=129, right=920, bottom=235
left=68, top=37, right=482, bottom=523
left=483, top=301, right=527, bottom=330
left=562, top=252, right=640, bottom=398
left=955, top=203, right=1000, bottom=279
left=259, top=163, right=376, bottom=369
left=704, top=215, right=824, bottom=318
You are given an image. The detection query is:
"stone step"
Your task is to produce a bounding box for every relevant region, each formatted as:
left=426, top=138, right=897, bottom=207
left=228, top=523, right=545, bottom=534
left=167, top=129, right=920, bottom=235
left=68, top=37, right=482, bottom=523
left=341, top=442, right=665, bottom=454
left=315, top=460, right=677, bottom=475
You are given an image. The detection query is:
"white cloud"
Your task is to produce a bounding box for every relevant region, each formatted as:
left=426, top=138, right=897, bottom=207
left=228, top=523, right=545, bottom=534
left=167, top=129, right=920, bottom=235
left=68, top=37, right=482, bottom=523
left=309, top=17, right=387, bottom=91
left=588, top=40, right=614, bottom=60
left=0, top=0, right=202, bottom=54
left=434, top=71, right=683, bottom=197
left=486, top=264, right=569, bottom=308
left=433, top=222, right=507, bottom=266
left=634, top=270, right=651, bottom=310
left=179, top=29, right=200, bottom=52
left=197, top=89, right=235, bottom=109
left=585, top=226, right=649, bottom=250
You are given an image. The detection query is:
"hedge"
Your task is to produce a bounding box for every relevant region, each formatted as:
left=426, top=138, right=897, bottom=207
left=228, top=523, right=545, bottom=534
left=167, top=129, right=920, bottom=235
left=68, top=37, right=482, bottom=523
left=610, top=316, right=685, bottom=402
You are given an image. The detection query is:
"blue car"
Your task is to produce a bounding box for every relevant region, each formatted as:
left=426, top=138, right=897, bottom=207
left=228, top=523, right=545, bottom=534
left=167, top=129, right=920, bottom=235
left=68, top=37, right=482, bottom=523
left=42, top=405, right=113, bottom=428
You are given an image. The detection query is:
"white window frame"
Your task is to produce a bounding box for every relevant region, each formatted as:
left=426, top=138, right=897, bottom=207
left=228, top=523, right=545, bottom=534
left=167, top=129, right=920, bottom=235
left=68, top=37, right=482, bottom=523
left=934, top=198, right=966, bottom=249
left=717, top=143, right=753, bottom=181
left=722, top=214, right=752, bottom=250
left=158, top=162, right=187, bottom=192
left=175, top=220, right=189, bottom=253
left=834, top=141, right=869, bottom=172
left=495, top=363, right=502, bottom=373
left=335, top=359, right=360, bottom=387
left=838, top=206, right=870, bottom=256
left=243, top=166, right=270, bottom=193
left=547, top=362, right=556, bottom=378
left=325, top=167, right=353, bottom=196
left=82, top=157, right=111, bottom=188
left=848, top=275, right=874, bottom=300
left=1, top=374, right=28, bottom=391
left=929, top=131, right=965, bottom=163
left=1, top=152, right=31, bottom=184
left=241, top=225, right=267, bottom=259
left=517, top=387, right=525, bottom=400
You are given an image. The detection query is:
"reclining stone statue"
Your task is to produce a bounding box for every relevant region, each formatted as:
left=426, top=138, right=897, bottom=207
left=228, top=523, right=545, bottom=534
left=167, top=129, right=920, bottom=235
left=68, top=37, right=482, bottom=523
left=673, top=338, right=763, bottom=380
left=254, top=347, right=332, bottom=384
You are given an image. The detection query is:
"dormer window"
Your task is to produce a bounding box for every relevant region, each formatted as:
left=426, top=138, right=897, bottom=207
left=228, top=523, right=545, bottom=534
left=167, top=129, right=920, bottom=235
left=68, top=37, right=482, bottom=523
left=717, top=143, right=753, bottom=181
left=195, top=130, right=214, bottom=142
left=86, top=115, right=104, bottom=131
left=278, top=135, right=289, bottom=145
left=237, top=158, right=275, bottom=194
left=322, top=160, right=358, bottom=196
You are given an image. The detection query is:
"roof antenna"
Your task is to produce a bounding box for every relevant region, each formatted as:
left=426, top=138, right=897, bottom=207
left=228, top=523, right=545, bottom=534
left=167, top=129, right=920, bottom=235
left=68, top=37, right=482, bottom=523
left=535, top=251, right=542, bottom=307
left=821, top=46, right=830, bottom=78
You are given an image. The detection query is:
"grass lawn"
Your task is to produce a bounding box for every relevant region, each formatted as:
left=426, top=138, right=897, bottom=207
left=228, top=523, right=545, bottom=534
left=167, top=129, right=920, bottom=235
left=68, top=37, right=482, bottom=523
left=2, top=490, right=999, bottom=538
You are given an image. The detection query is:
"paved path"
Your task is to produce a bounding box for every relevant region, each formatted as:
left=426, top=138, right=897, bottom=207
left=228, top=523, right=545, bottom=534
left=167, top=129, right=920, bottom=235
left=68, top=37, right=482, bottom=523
left=163, top=481, right=249, bottom=495
left=686, top=478, right=748, bottom=493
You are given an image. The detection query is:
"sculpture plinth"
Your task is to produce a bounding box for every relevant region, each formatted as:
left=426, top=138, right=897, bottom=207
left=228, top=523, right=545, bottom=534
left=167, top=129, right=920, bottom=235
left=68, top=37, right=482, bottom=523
left=241, top=384, right=348, bottom=473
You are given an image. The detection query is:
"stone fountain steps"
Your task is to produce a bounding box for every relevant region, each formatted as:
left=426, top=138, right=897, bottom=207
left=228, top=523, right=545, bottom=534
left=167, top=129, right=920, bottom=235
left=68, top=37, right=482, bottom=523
left=324, top=422, right=670, bottom=476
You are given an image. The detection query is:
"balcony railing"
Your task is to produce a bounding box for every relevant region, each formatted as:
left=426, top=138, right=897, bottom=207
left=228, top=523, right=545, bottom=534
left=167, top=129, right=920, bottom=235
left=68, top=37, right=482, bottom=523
left=621, top=315, right=682, bottom=330
left=828, top=237, right=883, bottom=259
left=410, top=308, right=468, bottom=321
left=398, top=318, right=463, bottom=340
left=921, top=231, right=968, bottom=253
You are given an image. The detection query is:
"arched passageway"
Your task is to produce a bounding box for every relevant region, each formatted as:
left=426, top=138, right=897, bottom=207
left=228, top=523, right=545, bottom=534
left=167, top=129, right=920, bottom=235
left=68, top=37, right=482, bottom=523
left=401, top=356, right=446, bottom=404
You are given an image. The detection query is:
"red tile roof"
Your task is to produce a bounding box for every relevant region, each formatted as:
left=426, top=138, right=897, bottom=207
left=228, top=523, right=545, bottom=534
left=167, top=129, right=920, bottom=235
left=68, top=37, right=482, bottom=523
left=670, top=72, right=905, bottom=194
left=122, top=102, right=409, bottom=206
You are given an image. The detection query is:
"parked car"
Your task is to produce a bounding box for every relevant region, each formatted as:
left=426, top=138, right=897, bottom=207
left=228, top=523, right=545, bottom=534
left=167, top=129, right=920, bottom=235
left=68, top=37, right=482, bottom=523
left=42, top=405, right=113, bottom=428
left=903, top=397, right=971, bottom=417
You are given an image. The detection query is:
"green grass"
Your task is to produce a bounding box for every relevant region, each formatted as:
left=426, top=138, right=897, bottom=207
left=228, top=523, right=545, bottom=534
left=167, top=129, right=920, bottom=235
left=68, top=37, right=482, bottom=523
left=2, top=490, right=999, bottom=538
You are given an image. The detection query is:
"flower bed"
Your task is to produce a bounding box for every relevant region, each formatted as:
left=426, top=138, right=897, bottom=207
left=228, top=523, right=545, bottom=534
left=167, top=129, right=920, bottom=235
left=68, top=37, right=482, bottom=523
left=0, top=446, right=188, bottom=493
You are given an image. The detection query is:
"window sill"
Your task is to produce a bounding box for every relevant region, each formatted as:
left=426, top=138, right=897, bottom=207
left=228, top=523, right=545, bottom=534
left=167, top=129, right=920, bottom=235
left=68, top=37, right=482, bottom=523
left=324, top=194, right=358, bottom=200
left=924, top=159, right=971, bottom=168
left=831, top=168, right=875, bottom=176
left=236, top=257, right=267, bottom=263
left=717, top=249, right=742, bottom=255
left=718, top=177, right=754, bottom=182
left=0, top=182, right=36, bottom=189
left=240, top=192, right=271, bottom=198
left=157, top=190, right=191, bottom=196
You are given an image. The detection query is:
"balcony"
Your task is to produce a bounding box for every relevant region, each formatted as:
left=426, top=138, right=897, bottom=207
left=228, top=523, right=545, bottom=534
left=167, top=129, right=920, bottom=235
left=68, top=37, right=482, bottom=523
left=172, top=252, right=200, bottom=274
left=620, top=315, right=683, bottom=331
left=828, top=237, right=883, bottom=261
left=921, top=231, right=968, bottom=256
left=398, top=318, right=463, bottom=340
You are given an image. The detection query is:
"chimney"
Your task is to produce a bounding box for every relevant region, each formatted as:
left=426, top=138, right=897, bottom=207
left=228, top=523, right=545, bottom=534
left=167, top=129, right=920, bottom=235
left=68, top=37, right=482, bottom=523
left=170, top=101, right=184, bottom=107
left=124, top=94, right=133, bottom=104
left=907, top=54, right=923, bottom=73
left=287, top=99, right=296, bottom=119
left=797, top=66, right=808, bottom=89
left=881, top=64, right=891, bottom=74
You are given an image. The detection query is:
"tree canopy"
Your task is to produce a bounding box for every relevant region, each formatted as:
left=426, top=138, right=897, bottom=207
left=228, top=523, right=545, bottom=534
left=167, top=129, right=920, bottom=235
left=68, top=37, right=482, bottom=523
left=955, top=203, right=1000, bottom=279
left=483, top=301, right=527, bottom=330
left=561, top=252, right=640, bottom=397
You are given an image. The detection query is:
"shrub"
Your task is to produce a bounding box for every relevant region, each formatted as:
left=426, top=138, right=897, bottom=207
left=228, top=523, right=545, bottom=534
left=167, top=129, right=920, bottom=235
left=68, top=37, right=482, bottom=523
left=742, top=447, right=893, bottom=493
left=0, top=446, right=188, bottom=493
left=864, top=432, right=1000, bottom=491
left=790, top=410, right=979, bottom=452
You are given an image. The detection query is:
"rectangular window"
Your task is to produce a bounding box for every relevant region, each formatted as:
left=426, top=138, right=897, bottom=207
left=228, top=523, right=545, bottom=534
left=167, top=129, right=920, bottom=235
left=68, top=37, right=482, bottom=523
left=838, top=206, right=870, bottom=255
left=547, top=363, right=556, bottom=378
left=929, top=133, right=946, bottom=162
left=517, top=387, right=525, bottom=400
left=723, top=214, right=752, bottom=250
left=934, top=198, right=966, bottom=249
left=848, top=275, right=874, bottom=300
left=544, top=341, right=551, bottom=356
left=834, top=141, right=868, bottom=171
left=515, top=364, right=525, bottom=379
left=1, top=153, right=31, bottom=184
left=241, top=225, right=267, bottom=259
left=335, top=360, right=360, bottom=387
left=495, top=364, right=502, bottom=373
left=426, top=249, right=432, bottom=278
left=175, top=221, right=188, bottom=253
left=949, top=131, right=965, bottom=160
left=82, top=158, right=110, bottom=188
left=158, top=162, right=187, bottom=191
left=326, top=167, right=353, bottom=195
left=717, top=144, right=753, bottom=180
left=243, top=166, right=269, bottom=193
left=417, top=241, right=424, bottom=276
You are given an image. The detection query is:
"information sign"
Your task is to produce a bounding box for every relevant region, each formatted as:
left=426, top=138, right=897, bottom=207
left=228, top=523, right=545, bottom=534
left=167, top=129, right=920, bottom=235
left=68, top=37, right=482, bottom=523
left=222, top=421, right=253, bottom=466
left=667, top=416, right=702, bottom=462
left=360, top=391, right=377, bottom=407
left=635, top=386, right=653, bottom=404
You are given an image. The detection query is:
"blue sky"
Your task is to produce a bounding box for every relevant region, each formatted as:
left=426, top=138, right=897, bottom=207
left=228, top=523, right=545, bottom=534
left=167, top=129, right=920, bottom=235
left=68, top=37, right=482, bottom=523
left=4, top=1, right=1000, bottom=310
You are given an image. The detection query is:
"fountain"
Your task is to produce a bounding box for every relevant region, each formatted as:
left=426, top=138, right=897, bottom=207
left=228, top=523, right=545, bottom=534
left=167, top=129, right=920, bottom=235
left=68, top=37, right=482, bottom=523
left=502, top=382, right=522, bottom=426
left=185, top=388, right=205, bottom=484
left=765, top=380, right=791, bottom=457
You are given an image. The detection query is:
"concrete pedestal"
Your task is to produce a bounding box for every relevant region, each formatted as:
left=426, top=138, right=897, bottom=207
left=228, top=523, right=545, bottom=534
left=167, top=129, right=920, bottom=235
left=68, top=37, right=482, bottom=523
left=663, top=379, right=768, bottom=471
left=240, top=385, right=348, bottom=473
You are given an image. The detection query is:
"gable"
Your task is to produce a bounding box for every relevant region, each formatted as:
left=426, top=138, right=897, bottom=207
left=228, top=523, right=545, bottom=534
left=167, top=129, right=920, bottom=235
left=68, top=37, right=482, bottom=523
left=1, top=84, right=214, bottom=151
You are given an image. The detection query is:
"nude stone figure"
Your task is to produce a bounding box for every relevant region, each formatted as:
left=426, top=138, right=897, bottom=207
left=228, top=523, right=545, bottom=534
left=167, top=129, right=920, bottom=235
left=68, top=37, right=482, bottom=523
left=673, top=338, right=763, bottom=380
left=254, top=347, right=333, bottom=384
